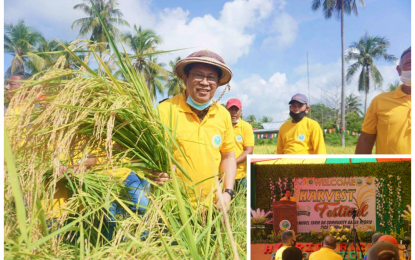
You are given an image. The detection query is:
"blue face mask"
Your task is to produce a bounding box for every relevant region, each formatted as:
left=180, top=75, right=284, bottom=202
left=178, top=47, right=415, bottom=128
left=186, top=95, right=212, bottom=110
left=232, top=119, right=239, bottom=123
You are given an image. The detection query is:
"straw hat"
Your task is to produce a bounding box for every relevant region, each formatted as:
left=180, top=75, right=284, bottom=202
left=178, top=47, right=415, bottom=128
left=174, top=50, right=232, bottom=86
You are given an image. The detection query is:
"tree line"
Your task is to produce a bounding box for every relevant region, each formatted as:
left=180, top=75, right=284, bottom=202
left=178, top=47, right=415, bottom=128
left=4, top=0, right=185, bottom=100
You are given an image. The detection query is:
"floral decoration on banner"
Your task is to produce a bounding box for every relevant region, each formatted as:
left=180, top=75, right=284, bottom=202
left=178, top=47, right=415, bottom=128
left=375, top=175, right=403, bottom=233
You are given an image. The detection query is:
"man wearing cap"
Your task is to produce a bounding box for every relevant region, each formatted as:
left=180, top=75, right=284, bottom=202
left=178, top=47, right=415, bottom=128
left=376, top=236, right=405, bottom=260
left=309, top=235, right=342, bottom=260
left=363, top=233, right=384, bottom=260
left=157, top=50, right=237, bottom=211
left=367, top=241, right=401, bottom=260
left=226, top=98, right=254, bottom=190
left=276, top=93, right=326, bottom=154
left=356, top=47, right=411, bottom=154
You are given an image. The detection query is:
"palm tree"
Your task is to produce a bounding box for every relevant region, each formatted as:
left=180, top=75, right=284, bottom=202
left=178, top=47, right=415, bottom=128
left=345, top=32, right=396, bottom=113
left=120, top=25, right=162, bottom=73
left=165, top=57, right=186, bottom=97
left=345, top=93, right=363, bottom=116
left=143, top=56, right=168, bottom=99
left=245, top=115, right=257, bottom=124
left=72, top=0, right=129, bottom=55
left=261, top=116, right=273, bottom=123
left=311, top=0, right=365, bottom=147
left=34, top=39, right=60, bottom=67
left=4, top=19, right=45, bottom=77
left=385, top=80, right=400, bottom=92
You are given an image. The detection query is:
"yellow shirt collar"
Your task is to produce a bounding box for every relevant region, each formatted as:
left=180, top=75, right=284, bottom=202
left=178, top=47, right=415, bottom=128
left=394, top=84, right=410, bottom=99
left=233, top=119, right=242, bottom=128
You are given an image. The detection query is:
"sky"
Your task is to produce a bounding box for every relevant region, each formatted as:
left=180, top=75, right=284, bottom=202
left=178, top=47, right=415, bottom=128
left=4, top=0, right=411, bottom=122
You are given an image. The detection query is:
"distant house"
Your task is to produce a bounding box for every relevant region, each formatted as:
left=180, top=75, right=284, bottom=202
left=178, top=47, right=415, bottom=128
left=253, top=121, right=285, bottom=139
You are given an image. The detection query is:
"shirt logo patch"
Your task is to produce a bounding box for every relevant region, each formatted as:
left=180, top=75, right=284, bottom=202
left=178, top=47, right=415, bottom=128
left=236, top=135, right=243, bottom=142
left=212, top=135, right=222, bottom=148
left=297, top=134, right=305, bottom=142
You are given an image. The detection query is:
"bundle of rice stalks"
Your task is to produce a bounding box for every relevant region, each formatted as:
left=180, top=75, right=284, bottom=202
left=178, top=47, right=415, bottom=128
left=4, top=1, right=247, bottom=259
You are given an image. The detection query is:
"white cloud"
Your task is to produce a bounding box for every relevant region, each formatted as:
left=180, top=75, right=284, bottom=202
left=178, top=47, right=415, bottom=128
left=155, top=0, right=275, bottom=65
left=220, top=0, right=274, bottom=31
left=219, top=61, right=401, bottom=121
left=219, top=72, right=295, bottom=121
left=117, top=0, right=157, bottom=30
left=261, top=12, right=299, bottom=50
left=4, top=0, right=82, bottom=40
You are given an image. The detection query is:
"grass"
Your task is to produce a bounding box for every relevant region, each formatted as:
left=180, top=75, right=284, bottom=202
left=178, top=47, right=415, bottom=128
left=254, top=144, right=357, bottom=154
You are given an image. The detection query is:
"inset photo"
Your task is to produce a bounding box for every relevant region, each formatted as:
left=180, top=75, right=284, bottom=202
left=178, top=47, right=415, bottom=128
left=248, top=157, right=411, bottom=260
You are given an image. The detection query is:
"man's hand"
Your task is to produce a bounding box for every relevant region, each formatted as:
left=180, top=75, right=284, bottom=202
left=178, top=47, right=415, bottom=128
left=216, top=192, right=232, bottom=213
left=57, top=158, right=97, bottom=178
left=57, top=165, right=83, bottom=178
left=147, top=165, right=175, bottom=185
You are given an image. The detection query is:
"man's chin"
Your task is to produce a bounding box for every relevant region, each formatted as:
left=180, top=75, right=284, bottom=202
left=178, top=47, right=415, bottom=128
left=192, top=95, right=212, bottom=104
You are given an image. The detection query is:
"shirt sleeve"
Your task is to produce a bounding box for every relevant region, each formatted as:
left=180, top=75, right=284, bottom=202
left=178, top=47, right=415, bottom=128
left=243, top=122, right=255, bottom=146
left=157, top=101, right=170, bottom=126
left=361, top=97, right=378, bottom=134
left=220, top=110, right=235, bottom=153
left=310, top=121, right=327, bottom=154
left=276, top=127, right=284, bottom=154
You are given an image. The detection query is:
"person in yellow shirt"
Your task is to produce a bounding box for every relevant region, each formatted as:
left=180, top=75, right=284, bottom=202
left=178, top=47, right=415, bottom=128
left=275, top=230, right=297, bottom=260
left=226, top=98, right=254, bottom=190
left=309, top=235, right=342, bottom=260
left=157, top=50, right=237, bottom=211
left=280, top=189, right=296, bottom=202
left=276, top=93, right=326, bottom=154
left=356, top=47, right=411, bottom=154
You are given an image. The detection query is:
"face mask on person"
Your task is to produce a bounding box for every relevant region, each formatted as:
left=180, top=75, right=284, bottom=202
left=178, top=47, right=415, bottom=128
left=290, top=111, right=306, bottom=122
left=232, top=119, right=239, bottom=123
left=187, top=95, right=212, bottom=110
left=400, top=70, right=411, bottom=87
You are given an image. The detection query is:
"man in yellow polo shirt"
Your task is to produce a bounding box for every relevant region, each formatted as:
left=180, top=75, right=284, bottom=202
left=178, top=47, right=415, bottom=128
left=158, top=50, right=237, bottom=211
left=277, top=93, right=326, bottom=154
left=275, top=230, right=297, bottom=260
left=280, top=189, right=296, bottom=202
left=226, top=98, right=254, bottom=191
left=309, top=235, right=342, bottom=260
left=356, top=47, right=411, bottom=154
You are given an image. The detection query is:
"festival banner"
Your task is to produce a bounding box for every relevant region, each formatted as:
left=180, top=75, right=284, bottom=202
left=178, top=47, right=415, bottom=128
left=293, top=177, right=376, bottom=233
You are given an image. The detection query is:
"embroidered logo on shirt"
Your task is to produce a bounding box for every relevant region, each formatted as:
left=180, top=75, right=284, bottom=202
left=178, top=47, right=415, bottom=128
left=236, top=135, right=243, bottom=142
left=212, top=135, right=222, bottom=148
left=297, top=134, right=305, bottom=142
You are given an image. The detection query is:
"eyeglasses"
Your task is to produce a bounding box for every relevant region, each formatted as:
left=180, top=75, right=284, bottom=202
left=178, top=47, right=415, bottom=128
left=190, top=73, right=218, bottom=84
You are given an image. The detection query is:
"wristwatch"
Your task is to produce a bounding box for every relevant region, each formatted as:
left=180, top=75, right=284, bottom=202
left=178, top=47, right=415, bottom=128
left=224, top=189, right=235, bottom=200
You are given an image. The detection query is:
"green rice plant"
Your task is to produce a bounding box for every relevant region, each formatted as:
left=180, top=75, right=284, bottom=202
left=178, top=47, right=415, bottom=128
left=4, top=1, right=247, bottom=258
